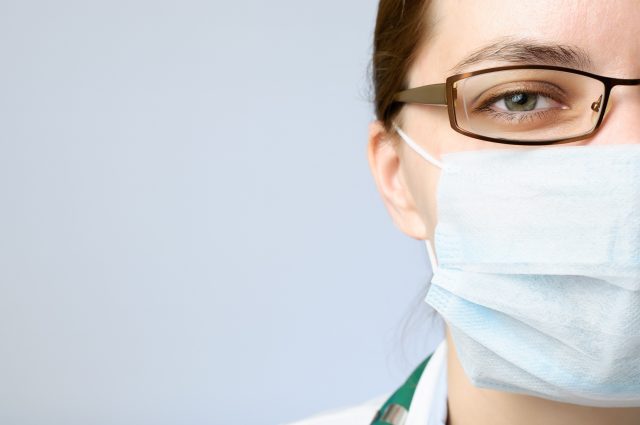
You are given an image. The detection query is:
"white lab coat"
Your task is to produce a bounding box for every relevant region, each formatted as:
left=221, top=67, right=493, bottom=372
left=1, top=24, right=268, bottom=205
left=283, top=339, right=448, bottom=425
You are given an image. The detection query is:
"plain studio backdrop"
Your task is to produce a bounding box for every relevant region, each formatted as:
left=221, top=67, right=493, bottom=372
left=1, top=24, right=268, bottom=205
left=0, top=1, right=443, bottom=424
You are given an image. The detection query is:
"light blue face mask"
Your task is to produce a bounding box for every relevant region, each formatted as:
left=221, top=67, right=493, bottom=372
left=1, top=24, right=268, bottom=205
left=394, top=124, right=640, bottom=407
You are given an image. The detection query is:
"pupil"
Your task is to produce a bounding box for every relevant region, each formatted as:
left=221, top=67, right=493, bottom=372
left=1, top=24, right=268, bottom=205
left=511, top=93, right=527, bottom=104
left=505, top=93, right=538, bottom=111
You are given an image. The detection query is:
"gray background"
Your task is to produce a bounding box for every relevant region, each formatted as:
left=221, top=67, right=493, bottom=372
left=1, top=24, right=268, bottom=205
left=0, top=1, right=442, bottom=424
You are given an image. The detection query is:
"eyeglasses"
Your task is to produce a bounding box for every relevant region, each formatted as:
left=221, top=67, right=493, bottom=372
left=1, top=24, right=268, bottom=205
left=393, top=64, right=640, bottom=145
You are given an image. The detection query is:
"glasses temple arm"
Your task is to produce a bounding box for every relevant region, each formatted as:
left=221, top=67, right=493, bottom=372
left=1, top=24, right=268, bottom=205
left=393, top=83, right=447, bottom=105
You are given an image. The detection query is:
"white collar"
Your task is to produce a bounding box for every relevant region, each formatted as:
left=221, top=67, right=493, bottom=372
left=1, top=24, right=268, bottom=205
left=405, top=338, right=448, bottom=425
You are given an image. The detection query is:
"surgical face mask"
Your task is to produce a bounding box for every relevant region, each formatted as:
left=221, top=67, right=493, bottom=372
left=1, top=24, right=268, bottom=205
left=394, top=124, right=640, bottom=407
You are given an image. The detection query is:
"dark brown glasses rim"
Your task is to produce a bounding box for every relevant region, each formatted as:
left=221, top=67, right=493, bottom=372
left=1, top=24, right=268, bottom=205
left=393, top=64, right=640, bottom=146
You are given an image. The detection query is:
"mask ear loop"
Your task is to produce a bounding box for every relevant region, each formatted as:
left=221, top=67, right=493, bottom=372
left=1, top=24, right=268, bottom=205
left=425, top=239, right=439, bottom=273
left=392, top=123, right=444, bottom=170
left=392, top=123, right=442, bottom=272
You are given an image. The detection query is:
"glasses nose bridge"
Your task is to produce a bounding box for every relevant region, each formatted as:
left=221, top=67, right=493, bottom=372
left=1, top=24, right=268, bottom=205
left=609, top=77, right=640, bottom=87
left=601, top=78, right=640, bottom=116
left=592, top=79, right=640, bottom=144
left=606, top=78, right=640, bottom=95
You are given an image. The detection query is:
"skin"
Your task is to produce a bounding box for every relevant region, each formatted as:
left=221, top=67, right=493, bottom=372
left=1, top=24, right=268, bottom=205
left=367, top=1, right=640, bottom=424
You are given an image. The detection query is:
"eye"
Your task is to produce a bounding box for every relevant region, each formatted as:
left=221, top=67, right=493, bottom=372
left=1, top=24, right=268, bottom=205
left=489, top=91, right=567, bottom=113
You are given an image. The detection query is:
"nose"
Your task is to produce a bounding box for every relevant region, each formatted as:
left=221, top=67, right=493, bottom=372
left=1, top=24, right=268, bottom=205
left=588, top=84, right=640, bottom=145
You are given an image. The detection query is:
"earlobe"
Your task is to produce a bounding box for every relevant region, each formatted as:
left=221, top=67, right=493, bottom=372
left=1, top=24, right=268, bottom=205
left=367, top=120, right=428, bottom=240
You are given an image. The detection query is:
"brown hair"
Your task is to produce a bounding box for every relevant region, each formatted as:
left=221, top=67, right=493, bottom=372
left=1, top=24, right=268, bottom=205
left=370, top=1, right=444, bottom=350
left=371, top=0, right=433, bottom=134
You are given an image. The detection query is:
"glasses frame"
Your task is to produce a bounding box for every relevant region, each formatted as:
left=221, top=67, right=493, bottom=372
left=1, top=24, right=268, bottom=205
left=393, top=64, right=640, bottom=145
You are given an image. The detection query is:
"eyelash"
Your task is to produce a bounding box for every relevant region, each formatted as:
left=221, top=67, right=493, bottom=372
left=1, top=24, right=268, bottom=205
left=478, top=108, right=556, bottom=124
left=472, top=90, right=562, bottom=122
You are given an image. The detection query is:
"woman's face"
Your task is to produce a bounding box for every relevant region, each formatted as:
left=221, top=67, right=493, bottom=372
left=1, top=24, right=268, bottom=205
left=368, top=0, right=640, bottom=244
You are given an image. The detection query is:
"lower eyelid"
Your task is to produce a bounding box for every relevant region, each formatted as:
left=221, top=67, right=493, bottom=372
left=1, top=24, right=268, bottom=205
left=483, top=109, right=555, bottom=124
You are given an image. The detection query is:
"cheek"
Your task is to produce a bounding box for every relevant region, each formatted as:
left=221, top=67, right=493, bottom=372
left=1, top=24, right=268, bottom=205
left=443, top=133, right=507, bottom=155
left=402, top=105, right=452, bottom=160
left=404, top=104, right=497, bottom=159
left=400, top=104, right=509, bottom=240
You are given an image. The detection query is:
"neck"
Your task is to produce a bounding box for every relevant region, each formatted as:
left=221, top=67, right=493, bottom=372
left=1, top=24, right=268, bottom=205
left=444, top=327, right=640, bottom=425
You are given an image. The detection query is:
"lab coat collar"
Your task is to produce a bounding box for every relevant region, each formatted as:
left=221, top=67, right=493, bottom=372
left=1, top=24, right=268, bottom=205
left=370, top=338, right=448, bottom=425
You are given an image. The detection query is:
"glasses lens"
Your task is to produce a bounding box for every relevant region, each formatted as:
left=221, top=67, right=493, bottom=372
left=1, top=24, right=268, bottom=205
left=452, top=68, right=606, bottom=143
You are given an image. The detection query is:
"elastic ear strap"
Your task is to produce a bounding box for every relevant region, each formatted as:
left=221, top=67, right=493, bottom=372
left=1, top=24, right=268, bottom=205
left=393, top=124, right=444, bottom=170
left=425, top=239, right=439, bottom=273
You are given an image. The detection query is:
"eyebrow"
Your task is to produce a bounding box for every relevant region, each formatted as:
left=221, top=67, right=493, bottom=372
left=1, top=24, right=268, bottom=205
left=448, top=37, right=594, bottom=75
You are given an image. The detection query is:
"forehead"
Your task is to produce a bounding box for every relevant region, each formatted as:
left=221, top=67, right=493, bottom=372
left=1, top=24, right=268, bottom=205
left=408, top=0, right=640, bottom=85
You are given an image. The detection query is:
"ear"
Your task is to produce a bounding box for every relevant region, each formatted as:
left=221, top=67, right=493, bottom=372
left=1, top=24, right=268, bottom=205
left=367, top=120, right=428, bottom=240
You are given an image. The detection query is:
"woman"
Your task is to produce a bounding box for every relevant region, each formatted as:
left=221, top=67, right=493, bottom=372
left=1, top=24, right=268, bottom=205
left=289, top=1, right=640, bottom=424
